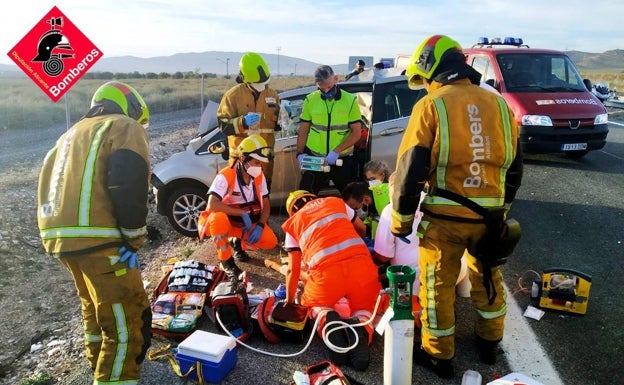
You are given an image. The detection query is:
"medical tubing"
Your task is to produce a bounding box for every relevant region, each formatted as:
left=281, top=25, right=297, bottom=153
left=215, top=289, right=388, bottom=358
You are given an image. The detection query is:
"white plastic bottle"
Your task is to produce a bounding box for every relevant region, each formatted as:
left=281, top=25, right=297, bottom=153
left=461, top=370, right=482, bottom=385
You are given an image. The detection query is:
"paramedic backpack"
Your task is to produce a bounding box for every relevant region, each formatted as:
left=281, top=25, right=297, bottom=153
left=151, top=260, right=227, bottom=339
left=256, top=297, right=311, bottom=343
left=209, top=278, right=253, bottom=342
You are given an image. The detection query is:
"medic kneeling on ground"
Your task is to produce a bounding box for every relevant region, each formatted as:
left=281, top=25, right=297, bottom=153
left=282, top=190, right=382, bottom=371
left=198, top=135, right=278, bottom=279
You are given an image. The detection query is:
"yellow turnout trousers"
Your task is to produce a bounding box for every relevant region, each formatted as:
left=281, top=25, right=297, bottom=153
left=418, top=217, right=506, bottom=360
left=59, top=247, right=151, bottom=384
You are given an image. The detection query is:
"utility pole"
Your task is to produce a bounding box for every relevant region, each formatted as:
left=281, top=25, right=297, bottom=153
left=294, top=63, right=297, bottom=76
left=276, top=46, right=281, bottom=77
left=216, top=57, right=230, bottom=77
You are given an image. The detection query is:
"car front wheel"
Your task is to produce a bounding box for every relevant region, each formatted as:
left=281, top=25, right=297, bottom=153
left=165, top=186, right=207, bottom=237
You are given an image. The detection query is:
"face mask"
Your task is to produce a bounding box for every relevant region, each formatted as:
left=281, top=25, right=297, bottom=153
left=245, top=164, right=262, bottom=178
left=250, top=81, right=268, bottom=93
left=321, top=85, right=337, bottom=100
left=368, top=179, right=382, bottom=187
left=356, top=205, right=368, bottom=219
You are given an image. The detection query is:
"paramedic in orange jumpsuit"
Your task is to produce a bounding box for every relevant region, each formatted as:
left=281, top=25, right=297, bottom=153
left=199, top=135, right=278, bottom=279
left=282, top=190, right=381, bottom=371
left=391, top=35, right=523, bottom=378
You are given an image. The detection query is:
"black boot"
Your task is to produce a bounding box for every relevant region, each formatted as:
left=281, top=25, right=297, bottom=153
left=475, top=334, right=501, bottom=365
left=229, top=237, right=250, bottom=262
left=413, top=345, right=455, bottom=379
left=218, top=257, right=242, bottom=280
left=324, top=311, right=349, bottom=366
left=346, top=319, right=370, bottom=371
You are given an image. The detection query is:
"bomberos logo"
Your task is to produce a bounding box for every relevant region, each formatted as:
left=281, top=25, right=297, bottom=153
left=7, top=6, right=103, bottom=102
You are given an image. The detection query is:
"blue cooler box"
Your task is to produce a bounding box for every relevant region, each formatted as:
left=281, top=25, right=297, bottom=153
left=175, top=330, right=237, bottom=383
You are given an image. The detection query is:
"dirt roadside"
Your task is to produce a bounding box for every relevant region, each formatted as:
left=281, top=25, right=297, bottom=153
left=0, top=110, right=286, bottom=384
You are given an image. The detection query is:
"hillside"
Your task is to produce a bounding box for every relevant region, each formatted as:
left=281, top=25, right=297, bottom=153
left=0, top=51, right=348, bottom=76
left=566, top=49, right=624, bottom=70
left=1, top=49, right=622, bottom=76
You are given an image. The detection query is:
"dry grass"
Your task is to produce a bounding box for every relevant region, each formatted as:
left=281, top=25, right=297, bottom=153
left=0, top=76, right=315, bottom=131
left=579, top=69, right=624, bottom=91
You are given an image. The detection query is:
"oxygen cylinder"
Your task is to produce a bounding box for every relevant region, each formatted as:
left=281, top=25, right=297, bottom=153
left=383, top=265, right=416, bottom=385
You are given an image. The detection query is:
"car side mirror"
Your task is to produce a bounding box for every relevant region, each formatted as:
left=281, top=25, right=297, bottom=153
left=583, top=79, right=592, bottom=92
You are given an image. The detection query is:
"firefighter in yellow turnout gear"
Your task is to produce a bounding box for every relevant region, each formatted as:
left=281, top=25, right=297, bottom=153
left=37, top=82, right=152, bottom=384
left=390, top=35, right=523, bottom=379
left=218, top=52, right=281, bottom=189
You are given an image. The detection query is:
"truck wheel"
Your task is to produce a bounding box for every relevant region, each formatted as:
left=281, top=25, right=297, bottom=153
left=565, top=150, right=589, bottom=159
left=165, top=187, right=207, bottom=237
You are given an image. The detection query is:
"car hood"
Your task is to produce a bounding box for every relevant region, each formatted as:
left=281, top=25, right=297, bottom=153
left=198, top=100, right=220, bottom=135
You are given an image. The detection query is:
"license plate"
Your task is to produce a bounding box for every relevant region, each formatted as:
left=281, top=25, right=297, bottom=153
left=562, top=143, right=587, bottom=151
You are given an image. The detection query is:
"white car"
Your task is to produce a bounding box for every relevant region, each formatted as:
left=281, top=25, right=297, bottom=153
left=151, top=68, right=427, bottom=236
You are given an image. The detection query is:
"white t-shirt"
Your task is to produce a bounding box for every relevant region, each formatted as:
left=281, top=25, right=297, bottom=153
left=374, top=204, right=422, bottom=269
left=208, top=172, right=268, bottom=205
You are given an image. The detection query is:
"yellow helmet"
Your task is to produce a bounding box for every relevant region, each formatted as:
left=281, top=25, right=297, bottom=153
left=286, top=190, right=317, bottom=216
left=91, top=81, right=150, bottom=128
left=406, top=35, right=463, bottom=89
left=237, top=134, right=273, bottom=163
left=237, top=52, right=270, bottom=84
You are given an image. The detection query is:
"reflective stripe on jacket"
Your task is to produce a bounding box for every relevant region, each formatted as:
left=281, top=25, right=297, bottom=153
left=37, top=114, right=150, bottom=254
left=281, top=196, right=368, bottom=270
left=396, top=79, right=518, bottom=220
left=217, top=83, right=280, bottom=158
left=300, top=90, right=361, bottom=156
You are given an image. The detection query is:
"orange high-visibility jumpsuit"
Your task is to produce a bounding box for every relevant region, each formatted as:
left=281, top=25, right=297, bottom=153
left=282, top=197, right=381, bottom=340
left=199, top=165, right=277, bottom=261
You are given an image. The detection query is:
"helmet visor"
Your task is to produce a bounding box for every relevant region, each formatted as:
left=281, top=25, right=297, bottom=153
left=248, top=146, right=274, bottom=163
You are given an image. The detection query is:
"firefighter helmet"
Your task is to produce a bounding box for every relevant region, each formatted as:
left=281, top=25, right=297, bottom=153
left=238, top=134, right=273, bottom=163
left=406, top=35, right=463, bottom=89
left=91, top=81, right=150, bottom=128
left=286, top=190, right=317, bottom=216
left=237, top=52, right=271, bottom=84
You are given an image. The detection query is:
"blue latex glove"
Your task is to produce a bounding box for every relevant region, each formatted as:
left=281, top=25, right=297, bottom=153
left=325, top=151, right=340, bottom=165
left=241, top=212, right=252, bottom=233
left=247, top=223, right=264, bottom=244
left=118, top=245, right=140, bottom=269
left=297, top=154, right=305, bottom=168
left=243, top=112, right=260, bottom=127
left=397, top=236, right=411, bottom=244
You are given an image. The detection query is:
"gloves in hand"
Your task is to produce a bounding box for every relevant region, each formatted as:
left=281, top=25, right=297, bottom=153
left=118, top=245, right=140, bottom=269
left=325, top=151, right=340, bottom=165
left=241, top=212, right=252, bottom=233
left=247, top=223, right=264, bottom=244
left=297, top=154, right=305, bottom=168
left=243, top=112, right=260, bottom=128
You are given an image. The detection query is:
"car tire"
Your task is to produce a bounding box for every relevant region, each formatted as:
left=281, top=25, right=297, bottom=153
left=165, top=186, right=208, bottom=237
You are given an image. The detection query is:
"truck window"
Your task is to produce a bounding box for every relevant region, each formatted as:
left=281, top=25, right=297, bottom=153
left=371, top=81, right=426, bottom=123
left=471, top=56, right=497, bottom=85
left=497, top=53, right=585, bottom=91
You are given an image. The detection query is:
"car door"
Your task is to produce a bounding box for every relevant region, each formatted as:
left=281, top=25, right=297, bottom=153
left=369, top=78, right=427, bottom=171
left=270, top=89, right=310, bottom=205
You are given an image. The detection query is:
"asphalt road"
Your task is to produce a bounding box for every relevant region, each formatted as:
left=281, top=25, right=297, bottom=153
left=6, top=118, right=623, bottom=385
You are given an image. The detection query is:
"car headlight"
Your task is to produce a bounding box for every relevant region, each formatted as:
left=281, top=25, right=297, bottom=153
left=522, top=115, right=553, bottom=126
left=594, top=113, right=608, bottom=125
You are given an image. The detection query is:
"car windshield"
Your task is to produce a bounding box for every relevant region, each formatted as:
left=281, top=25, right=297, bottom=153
left=497, top=53, right=586, bottom=92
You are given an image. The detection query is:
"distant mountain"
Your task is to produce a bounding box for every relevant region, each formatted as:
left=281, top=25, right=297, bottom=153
left=1, top=50, right=621, bottom=76
left=566, top=49, right=624, bottom=70
left=0, top=51, right=347, bottom=76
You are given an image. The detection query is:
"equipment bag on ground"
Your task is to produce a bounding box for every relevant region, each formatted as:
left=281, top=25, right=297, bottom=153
left=151, top=260, right=227, bottom=339
left=256, top=296, right=311, bottom=343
